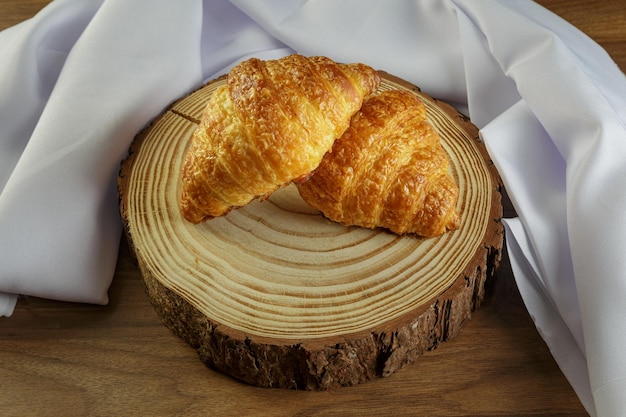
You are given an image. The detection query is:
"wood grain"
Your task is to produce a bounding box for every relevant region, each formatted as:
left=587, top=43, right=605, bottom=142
left=1, top=0, right=624, bottom=414
left=118, top=72, right=503, bottom=389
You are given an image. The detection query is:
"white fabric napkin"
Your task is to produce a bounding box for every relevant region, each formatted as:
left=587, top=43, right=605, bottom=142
left=1, top=0, right=625, bottom=415
left=0, top=0, right=204, bottom=314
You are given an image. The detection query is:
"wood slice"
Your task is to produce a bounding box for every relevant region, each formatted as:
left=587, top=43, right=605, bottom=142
left=118, top=70, right=503, bottom=390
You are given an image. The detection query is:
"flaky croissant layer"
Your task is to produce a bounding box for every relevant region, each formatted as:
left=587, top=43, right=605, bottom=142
left=297, top=90, right=461, bottom=238
left=179, top=54, right=380, bottom=223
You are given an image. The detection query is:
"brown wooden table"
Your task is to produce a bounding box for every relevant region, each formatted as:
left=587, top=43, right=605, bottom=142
left=1, top=1, right=623, bottom=415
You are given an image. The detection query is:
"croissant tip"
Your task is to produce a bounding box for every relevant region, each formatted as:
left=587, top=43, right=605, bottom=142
left=182, top=211, right=216, bottom=224
left=448, top=212, right=462, bottom=231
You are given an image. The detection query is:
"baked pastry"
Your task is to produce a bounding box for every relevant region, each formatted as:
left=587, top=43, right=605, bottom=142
left=179, top=54, right=380, bottom=223
left=297, top=90, right=460, bottom=237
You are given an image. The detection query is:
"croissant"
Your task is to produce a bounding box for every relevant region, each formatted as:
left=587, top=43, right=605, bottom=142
left=297, top=90, right=460, bottom=238
left=179, top=54, right=380, bottom=223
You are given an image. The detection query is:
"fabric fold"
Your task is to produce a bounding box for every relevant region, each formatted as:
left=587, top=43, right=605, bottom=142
left=0, top=0, right=204, bottom=308
left=453, top=2, right=626, bottom=415
left=504, top=218, right=594, bottom=413
left=0, top=0, right=104, bottom=195
left=230, top=0, right=468, bottom=106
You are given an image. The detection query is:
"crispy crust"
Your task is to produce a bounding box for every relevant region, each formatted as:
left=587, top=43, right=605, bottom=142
left=179, top=54, right=380, bottom=223
left=298, top=90, right=460, bottom=237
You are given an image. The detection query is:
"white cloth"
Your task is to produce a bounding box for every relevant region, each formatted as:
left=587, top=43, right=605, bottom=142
left=1, top=1, right=625, bottom=415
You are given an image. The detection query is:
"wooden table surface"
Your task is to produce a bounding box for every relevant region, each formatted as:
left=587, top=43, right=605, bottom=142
left=1, top=1, right=624, bottom=416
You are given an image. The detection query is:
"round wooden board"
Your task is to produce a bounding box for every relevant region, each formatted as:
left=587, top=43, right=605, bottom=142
left=118, top=71, right=503, bottom=390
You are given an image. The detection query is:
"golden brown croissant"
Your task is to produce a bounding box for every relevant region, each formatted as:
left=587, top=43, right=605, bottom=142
left=297, top=90, right=460, bottom=238
left=179, top=54, right=380, bottom=223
